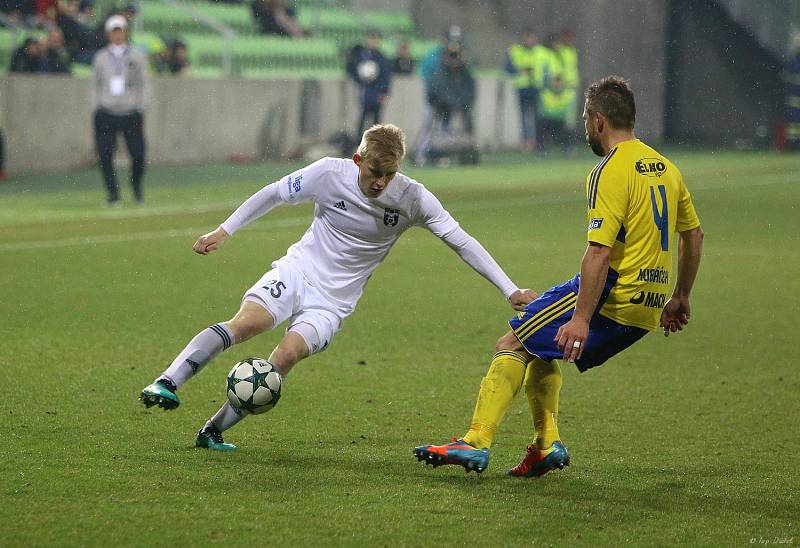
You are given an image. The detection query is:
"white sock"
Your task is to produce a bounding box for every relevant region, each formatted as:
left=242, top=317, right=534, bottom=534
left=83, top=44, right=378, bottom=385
left=158, top=323, right=234, bottom=389
left=209, top=401, right=246, bottom=432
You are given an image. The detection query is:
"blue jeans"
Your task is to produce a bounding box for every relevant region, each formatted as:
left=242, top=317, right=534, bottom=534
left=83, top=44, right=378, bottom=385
left=518, top=88, right=539, bottom=143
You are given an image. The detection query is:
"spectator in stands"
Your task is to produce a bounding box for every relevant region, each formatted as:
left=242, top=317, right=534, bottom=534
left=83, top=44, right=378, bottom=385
left=251, top=0, right=303, bottom=38
left=0, top=0, right=35, bottom=26
left=784, top=32, right=800, bottom=151
left=392, top=41, right=414, bottom=75
left=44, top=25, right=71, bottom=73
left=9, top=37, right=48, bottom=72
left=34, top=0, right=57, bottom=25
left=165, top=39, right=189, bottom=76
left=347, top=29, right=392, bottom=135
left=537, top=75, right=576, bottom=153
left=119, top=3, right=136, bottom=25
left=427, top=39, right=475, bottom=136
left=91, top=15, right=150, bottom=206
left=76, top=0, right=92, bottom=24
left=506, top=29, right=551, bottom=152
left=151, top=38, right=171, bottom=74
left=57, top=0, right=102, bottom=64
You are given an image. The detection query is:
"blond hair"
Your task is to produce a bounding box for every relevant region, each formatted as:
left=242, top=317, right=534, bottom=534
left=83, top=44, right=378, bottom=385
left=357, top=124, right=406, bottom=168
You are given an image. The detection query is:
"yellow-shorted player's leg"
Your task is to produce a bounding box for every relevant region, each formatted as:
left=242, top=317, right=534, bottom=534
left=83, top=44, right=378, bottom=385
left=461, top=351, right=527, bottom=449
left=524, top=357, right=562, bottom=448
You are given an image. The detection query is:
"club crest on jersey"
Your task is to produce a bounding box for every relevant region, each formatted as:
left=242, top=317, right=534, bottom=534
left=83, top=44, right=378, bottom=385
left=383, top=208, right=399, bottom=226
left=589, top=218, right=603, bottom=230
left=635, top=158, right=667, bottom=178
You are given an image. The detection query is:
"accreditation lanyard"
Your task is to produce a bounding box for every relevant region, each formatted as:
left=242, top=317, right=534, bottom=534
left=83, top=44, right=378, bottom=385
left=108, top=46, right=130, bottom=97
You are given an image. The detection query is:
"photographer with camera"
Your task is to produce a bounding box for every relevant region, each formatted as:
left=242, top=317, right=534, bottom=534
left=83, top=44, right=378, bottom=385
left=415, top=38, right=476, bottom=165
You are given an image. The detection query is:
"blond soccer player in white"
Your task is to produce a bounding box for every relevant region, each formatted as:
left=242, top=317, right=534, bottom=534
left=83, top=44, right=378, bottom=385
left=140, top=124, right=535, bottom=451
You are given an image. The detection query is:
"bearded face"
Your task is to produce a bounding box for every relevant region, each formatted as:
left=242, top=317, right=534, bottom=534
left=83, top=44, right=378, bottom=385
left=583, top=104, right=606, bottom=157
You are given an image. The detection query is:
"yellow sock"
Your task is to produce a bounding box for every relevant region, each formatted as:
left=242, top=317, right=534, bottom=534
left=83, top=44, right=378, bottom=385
left=524, top=358, right=562, bottom=449
left=462, top=351, right=527, bottom=449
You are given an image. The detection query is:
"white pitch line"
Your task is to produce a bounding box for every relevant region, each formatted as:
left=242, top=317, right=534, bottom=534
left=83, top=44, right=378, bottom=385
left=0, top=195, right=551, bottom=253
left=0, top=217, right=311, bottom=252
left=6, top=172, right=789, bottom=253
left=0, top=200, right=247, bottom=226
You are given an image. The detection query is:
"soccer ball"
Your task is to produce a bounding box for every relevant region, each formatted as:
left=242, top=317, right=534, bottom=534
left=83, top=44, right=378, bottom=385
left=226, top=358, right=282, bottom=415
left=357, top=59, right=379, bottom=83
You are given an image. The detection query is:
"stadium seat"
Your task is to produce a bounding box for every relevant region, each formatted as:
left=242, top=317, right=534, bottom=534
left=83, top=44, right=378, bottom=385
left=182, top=33, right=341, bottom=78
left=136, top=3, right=251, bottom=36
left=296, top=7, right=415, bottom=48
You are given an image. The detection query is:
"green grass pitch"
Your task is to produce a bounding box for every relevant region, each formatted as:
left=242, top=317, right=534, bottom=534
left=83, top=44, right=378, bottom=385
left=1, top=150, right=798, bottom=546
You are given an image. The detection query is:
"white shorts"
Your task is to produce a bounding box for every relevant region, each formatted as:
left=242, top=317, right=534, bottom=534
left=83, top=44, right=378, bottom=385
left=242, top=261, right=344, bottom=355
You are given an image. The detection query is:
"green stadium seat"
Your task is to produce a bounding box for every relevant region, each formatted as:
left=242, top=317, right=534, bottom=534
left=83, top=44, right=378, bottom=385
left=296, top=7, right=416, bottom=50
left=193, top=3, right=256, bottom=35
left=71, top=63, right=93, bottom=78
left=107, top=1, right=423, bottom=79
left=140, top=1, right=210, bottom=36
left=182, top=33, right=341, bottom=78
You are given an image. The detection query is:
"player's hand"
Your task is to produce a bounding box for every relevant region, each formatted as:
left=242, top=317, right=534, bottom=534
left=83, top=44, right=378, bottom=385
left=193, top=226, right=229, bottom=255
left=555, top=316, right=589, bottom=363
left=508, top=288, right=538, bottom=311
left=660, top=296, right=691, bottom=337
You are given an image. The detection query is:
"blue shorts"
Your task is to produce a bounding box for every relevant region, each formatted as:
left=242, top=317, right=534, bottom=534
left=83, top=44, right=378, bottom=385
left=508, top=274, right=648, bottom=372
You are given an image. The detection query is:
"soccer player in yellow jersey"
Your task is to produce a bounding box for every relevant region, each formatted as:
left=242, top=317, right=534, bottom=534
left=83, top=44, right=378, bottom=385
left=414, top=76, right=705, bottom=476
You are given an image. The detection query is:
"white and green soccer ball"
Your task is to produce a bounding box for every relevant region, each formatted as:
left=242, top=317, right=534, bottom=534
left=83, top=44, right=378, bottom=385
left=357, top=59, right=379, bottom=82
left=226, top=358, right=282, bottom=415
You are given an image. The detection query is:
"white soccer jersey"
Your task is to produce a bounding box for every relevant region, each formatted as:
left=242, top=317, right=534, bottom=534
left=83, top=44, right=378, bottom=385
left=221, top=157, right=518, bottom=314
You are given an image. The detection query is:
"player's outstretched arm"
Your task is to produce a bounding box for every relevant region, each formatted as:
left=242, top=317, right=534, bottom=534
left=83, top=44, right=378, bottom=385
left=193, top=226, right=230, bottom=255
left=661, top=226, right=704, bottom=336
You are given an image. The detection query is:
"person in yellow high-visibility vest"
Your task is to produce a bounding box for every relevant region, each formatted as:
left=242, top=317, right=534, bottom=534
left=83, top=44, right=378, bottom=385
left=505, top=30, right=552, bottom=152
left=538, top=75, right=577, bottom=152
left=553, top=29, right=580, bottom=132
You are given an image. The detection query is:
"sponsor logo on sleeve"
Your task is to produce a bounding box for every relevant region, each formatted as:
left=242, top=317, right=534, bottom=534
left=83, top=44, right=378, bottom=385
left=635, top=158, right=667, bottom=178
left=589, top=218, right=604, bottom=230
left=286, top=174, right=302, bottom=201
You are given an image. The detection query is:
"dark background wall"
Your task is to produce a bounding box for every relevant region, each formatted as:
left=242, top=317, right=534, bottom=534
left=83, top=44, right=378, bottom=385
left=664, top=0, right=784, bottom=147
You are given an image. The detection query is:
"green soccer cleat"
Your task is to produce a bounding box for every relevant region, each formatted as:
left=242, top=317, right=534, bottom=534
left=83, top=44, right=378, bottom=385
left=195, top=424, right=237, bottom=452
left=139, top=379, right=180, bottom=410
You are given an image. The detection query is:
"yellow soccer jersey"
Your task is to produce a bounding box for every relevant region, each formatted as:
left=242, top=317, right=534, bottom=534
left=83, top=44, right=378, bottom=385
left=585, top=139, right=700, bottom=331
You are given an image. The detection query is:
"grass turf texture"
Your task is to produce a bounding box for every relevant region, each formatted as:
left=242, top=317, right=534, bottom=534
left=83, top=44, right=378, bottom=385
left=1, top=151, right=798, bottom=546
